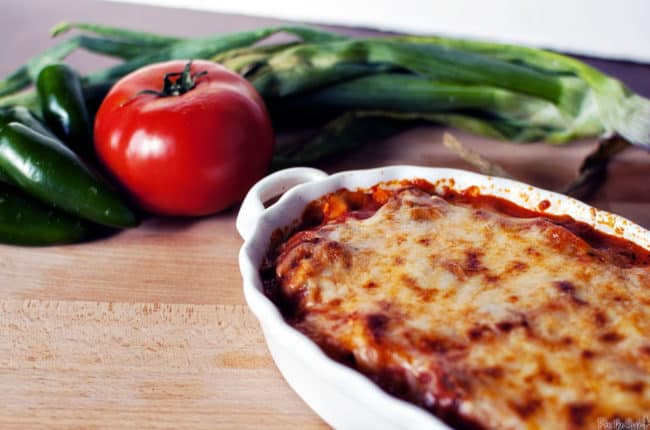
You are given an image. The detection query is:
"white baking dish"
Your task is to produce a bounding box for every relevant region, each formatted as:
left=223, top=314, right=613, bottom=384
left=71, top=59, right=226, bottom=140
left=236, top=166, right=650, bottom=430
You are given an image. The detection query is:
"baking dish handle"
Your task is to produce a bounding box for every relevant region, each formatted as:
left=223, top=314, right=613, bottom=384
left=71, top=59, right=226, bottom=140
left=236, top=167, right=328, bottom=241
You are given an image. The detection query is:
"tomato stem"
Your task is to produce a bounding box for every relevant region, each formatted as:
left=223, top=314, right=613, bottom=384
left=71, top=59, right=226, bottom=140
left=137, top=60, right=207, bottom=98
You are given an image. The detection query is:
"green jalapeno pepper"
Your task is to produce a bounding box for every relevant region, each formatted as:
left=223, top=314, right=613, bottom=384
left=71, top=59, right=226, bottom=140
left=0, top=122, right=138, bottom=228
left=0, top=182, right=88, bottom=245
left=0, top=105, right=56, bottom=139
left=36, top=64, right=94, bottom=158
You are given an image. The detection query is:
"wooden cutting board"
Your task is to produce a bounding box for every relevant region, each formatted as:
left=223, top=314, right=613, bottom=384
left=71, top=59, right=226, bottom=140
left=2, top=127, right=649, bottom=429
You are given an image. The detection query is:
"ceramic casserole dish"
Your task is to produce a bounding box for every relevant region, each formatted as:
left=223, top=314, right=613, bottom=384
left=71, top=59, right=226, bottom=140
left=236, top=166, right=650, bottom=430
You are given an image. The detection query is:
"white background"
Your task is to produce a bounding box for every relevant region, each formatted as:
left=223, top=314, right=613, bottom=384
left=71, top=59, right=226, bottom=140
left=108, top=0, right=650, bottom=63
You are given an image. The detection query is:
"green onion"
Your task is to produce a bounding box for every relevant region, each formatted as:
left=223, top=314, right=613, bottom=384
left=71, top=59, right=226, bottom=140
left=0, top=34, right=173, bottom=97
left=0, top=25, right=346, bottom=113
left=0, top=68, right=30, bottom=99
left=0, top=21, right=647, bottom=169
left=273, top=73, right=602, bottom=143
left=244, top=39, right=587, bottom=113
left=50, top=22, right=183, bottom=45
left=83, top=26, right=347, bottom=86
left=396, top=35, right=650, bottom=148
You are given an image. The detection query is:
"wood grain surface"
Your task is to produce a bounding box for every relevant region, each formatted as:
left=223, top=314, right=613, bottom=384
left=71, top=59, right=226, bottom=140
left=1, top=1, right=649, bottom=429
left=1, top=300, right=321, bottom=429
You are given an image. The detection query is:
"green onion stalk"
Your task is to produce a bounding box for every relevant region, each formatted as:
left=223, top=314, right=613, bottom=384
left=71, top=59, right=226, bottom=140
left=0, top=21, right=648, bottom=171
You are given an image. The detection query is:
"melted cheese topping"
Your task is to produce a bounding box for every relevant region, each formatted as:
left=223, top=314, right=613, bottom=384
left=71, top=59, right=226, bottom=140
left=270, top=187, right=650, bottom=430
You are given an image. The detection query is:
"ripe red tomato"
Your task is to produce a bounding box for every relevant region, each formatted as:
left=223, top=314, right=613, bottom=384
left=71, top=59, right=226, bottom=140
left=94, top=60, right=274, bottom=216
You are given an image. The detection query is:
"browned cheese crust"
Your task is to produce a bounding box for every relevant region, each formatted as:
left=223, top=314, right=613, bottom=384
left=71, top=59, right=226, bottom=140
left=265, top=184, right=650, bottom=430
